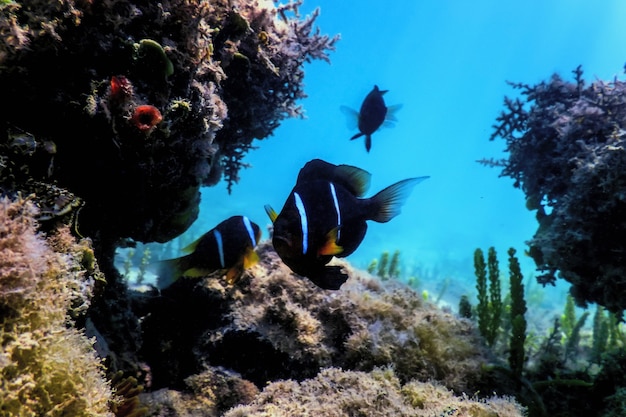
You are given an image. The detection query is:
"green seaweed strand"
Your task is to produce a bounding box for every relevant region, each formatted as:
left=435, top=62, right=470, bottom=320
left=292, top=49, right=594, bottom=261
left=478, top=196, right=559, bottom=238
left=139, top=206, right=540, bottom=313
left=474, top=248, right=490, bottom=343
left=508, top=247, right=527, bottom=379
left=487, top=247, right=502, bottom=346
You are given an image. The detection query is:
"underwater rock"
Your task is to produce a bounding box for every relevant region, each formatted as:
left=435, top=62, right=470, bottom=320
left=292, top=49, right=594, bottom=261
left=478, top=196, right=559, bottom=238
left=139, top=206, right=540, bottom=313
left=136, top=242, right=491, bottom=395
left=139, top=367, right=259, bottom=417
left=489, top=66, right=626, bottom=314
left=224, top=367, right=525, bottom=417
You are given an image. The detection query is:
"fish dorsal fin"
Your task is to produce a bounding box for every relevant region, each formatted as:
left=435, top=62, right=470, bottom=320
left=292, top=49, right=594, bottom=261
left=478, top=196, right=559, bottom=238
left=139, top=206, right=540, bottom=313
left=264, top=204, right=278, bottom=223
left=368, top=176, right=429, bottom=223
left=296, top=159, right=371, bottom=196
left=334, top=164, right=372, bottom=197
left=318, top=227, right=343, bottom=256
left=181, top=236, right=202, bottom=254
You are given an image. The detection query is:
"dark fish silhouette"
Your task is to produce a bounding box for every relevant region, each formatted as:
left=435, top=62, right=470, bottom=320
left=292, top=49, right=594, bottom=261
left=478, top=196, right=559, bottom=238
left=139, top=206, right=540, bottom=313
left=150, top=215, right=261, bottom=289
left=265, top=159, right=428, bottom=290
left=340, top=85, right=402, bottom=152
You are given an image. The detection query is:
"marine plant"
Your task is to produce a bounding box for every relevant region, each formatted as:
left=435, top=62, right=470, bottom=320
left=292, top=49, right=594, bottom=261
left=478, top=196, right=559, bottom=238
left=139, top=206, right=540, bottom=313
left=507, top=248, right=526, bottom=380
left=487, top=64, right=626, bottom=314
left=474, top=247, right=503, bottom=347
left=367, top=249, right=401, bottom=280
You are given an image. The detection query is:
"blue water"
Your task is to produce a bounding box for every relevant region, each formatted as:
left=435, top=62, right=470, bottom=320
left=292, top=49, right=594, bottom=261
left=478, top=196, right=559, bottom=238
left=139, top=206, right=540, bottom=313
left=137, top=1, right=626, bottom=310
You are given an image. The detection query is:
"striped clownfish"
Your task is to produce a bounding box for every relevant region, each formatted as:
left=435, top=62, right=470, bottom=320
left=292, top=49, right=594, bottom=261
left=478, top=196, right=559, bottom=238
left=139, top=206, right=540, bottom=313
left=265, top=159, right=428, bottom=290
left=151, top=215, right=261, bottom=289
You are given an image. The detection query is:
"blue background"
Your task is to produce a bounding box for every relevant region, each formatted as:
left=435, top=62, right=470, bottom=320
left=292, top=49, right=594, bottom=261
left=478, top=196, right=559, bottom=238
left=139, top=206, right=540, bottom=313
left=145, top=1, right=626, bottom=306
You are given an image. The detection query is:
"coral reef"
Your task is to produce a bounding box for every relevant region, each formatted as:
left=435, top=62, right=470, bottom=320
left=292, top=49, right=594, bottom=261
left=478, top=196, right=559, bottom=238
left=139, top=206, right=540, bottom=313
left=0, top=0, right=339, bottom=393
left=225, top=367, right=525, bottom=417
left=0, top=0, right=338, bottom=247
left=137, top=242, right=491, bottom=395
left=489, top=65, right=626, bottom=314
left=0, top=197, right=113, bottom=416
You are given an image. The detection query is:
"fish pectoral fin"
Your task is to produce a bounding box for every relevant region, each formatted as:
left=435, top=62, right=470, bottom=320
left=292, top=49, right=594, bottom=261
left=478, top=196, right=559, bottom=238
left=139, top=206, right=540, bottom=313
left=182, top=267, right=212, bottom=278
left=318, top=227, right=343, bottom=256
left=243, top=247, right=260, bottom=269
left=385, top=104, right=403, bottom=121
left=264, top=204, right=278, bottom=223
left=340, top=105, right=359, bottom=130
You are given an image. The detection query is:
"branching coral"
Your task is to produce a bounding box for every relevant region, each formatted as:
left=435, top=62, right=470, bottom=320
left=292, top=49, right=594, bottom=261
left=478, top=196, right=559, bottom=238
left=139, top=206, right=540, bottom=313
left=489, top=65, right=626, bottom=314
left=0, top=197, right=113, bottom=416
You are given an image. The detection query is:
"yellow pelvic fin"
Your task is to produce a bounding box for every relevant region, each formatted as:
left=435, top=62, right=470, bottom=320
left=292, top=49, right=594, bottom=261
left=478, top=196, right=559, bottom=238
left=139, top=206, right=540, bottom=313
left=225, top=264, right=244, bottom=285
left=264, top=204, right=278, bottom=223
left=318, top=227, right=343, bottom=256
left=243, top=247, right=260, bottom=269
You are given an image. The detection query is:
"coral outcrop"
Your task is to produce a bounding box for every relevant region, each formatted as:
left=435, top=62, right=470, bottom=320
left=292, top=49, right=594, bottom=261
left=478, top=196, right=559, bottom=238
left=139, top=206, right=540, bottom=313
left=489, top=66, right=626, bottom=314
left=0, top=197, right=113, bottom=416
left=137, top=242, right=492, bottom=396
left=0, top=0, right=339, bottom=393
left=225, top=368, right=525, bottom=417
left=0, top=0, right=338, bottom=246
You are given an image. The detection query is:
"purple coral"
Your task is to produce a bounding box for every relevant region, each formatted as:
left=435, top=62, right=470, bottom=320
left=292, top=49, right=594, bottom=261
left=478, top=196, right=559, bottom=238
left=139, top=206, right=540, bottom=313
left=490, top=65, right=626, bottom=314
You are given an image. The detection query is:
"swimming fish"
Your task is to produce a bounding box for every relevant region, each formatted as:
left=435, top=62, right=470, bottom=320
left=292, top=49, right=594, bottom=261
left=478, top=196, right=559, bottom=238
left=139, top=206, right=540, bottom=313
left=340, top=85, right=402, bottom=152
left=151, top=215, right=261, bottom=289
left=265, top=159, right=428, bottom=290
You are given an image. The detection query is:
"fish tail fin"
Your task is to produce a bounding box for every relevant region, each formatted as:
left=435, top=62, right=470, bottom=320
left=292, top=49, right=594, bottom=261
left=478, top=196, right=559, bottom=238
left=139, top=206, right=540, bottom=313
left=367, top=176, right=430, bottom=223
left=365, top=135, right=372, bottom=152
left=151, top=258, right=185, bottom=289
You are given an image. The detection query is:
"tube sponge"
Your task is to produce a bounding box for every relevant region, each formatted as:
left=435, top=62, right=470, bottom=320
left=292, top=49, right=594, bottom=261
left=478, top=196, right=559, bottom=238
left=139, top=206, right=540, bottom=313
left=0, top=197, right=113, bottom=416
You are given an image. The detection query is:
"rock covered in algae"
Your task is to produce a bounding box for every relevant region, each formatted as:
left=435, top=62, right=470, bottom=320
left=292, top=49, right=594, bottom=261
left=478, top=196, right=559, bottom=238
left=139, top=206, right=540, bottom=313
left=137, top=242, right=493, bottom=400
left=224, top=368, right=525, bottom=417
left=0, top=197, right=114, bottom=416
left=0, top=0, right=338, bottom=245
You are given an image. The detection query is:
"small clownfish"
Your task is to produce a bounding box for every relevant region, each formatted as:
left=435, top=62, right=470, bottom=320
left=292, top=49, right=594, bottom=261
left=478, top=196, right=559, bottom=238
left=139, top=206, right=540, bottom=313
left=265, top=159, right=428, bottom=290
left=151, top=215, right=261, bottom=289
left=340, top=85, right=402, bottom=152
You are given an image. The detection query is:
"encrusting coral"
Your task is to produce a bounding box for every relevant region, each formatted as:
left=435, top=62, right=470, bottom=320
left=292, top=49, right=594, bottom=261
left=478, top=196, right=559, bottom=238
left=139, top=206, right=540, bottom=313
left=0, top=197, right=113, bottom=416
left=488, top=65, right=626, bottom=314
left=224, top=367, right=525, bottom=417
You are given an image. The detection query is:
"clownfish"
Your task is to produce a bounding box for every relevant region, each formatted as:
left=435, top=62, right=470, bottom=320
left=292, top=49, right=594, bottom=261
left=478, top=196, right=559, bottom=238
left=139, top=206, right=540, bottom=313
left=340, top=85, right=402, bottom=152
left=265, top=159, right=428, bottom=290
left=151, top=215, right=261, bottom=289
